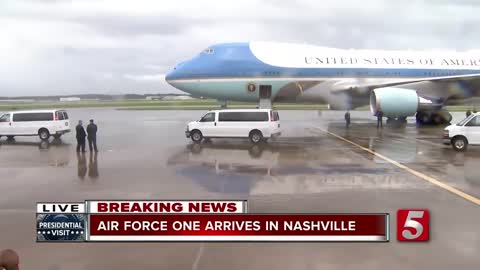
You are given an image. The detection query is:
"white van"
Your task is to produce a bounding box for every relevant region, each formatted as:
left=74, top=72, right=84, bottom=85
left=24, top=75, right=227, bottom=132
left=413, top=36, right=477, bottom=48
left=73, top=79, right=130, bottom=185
left=0, top=110, right=71, bottom=140
left=443, top=112, right=480, bottom=151
left=185, top=109, right=281, bottom=143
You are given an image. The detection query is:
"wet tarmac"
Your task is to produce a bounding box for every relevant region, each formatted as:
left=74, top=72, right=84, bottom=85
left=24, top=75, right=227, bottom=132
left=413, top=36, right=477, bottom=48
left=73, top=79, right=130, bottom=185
left=0, top=108, right=479, bottom=270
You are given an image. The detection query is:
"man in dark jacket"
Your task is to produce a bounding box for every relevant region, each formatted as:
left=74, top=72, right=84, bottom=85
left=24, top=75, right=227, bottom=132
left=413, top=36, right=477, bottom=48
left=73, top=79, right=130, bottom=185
left=344, top=111, right=351, bottom=128
left=75, top=120, right=86, bottom=152
left=86, top=119, right=98, bottom=152
left=377, top=110, right=384, bottom=128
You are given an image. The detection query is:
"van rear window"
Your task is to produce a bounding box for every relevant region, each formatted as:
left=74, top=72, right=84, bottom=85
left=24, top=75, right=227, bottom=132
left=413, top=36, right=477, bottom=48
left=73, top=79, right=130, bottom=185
left=13, top=113, right=53, bottom=122
left=272, top=111, right=279, bottom=121
left=219, top=112, right=268, bottom=122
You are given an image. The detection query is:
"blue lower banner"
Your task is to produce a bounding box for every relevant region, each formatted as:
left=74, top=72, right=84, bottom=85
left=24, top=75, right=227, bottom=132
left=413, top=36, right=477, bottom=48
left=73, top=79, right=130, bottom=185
left=36, top=214, right=87, bottom=242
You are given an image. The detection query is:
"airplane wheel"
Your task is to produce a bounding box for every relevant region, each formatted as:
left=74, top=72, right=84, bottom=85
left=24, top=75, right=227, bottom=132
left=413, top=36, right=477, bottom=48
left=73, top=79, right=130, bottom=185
left=398, top=117, right=407, bottom=124
left=420, top=113, right=431, bottom=124
left=417, top=111, right=451, bottom=125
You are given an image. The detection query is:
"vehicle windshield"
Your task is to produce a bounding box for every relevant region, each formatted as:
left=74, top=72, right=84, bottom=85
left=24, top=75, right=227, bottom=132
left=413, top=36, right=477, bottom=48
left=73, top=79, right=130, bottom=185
left=200, top=112, right=215, bottom=122
left=0, top=114, right=10, bottom=122
left=457, top=114, right=475, bottom=126
left=465, top=115, right=480, bottom=126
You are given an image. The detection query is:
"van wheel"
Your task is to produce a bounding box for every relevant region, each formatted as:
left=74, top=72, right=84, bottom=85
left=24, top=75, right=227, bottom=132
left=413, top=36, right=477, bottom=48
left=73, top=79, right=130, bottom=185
left=38, top=129, right=50, bottom=140
left=249, top=130, right=263, bottom=144
left=452, top=136, right=468, bottom=151
left=190, top=130, right=203, bottom=143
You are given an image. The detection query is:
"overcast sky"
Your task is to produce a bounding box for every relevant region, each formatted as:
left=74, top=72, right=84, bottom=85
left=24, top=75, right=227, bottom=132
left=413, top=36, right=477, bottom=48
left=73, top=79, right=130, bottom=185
left=1, top=0, right=480, bottom=96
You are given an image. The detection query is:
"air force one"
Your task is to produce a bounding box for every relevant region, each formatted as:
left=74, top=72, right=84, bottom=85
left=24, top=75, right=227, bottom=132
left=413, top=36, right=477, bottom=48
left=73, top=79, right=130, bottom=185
left=165, top=42, right=480, bottom=125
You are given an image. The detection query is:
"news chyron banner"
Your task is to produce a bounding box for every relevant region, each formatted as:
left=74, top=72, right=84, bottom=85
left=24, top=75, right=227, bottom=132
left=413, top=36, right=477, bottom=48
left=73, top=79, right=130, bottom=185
left=36, top=200, right=389, bottom=242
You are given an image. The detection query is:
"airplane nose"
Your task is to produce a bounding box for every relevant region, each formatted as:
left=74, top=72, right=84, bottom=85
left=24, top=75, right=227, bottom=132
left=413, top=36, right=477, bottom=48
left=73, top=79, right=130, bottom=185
left=165, top=61, right=186, bottom=84
left=165, top=67, right=180, bottom=86
left=165, top=70, right=173, bottom=83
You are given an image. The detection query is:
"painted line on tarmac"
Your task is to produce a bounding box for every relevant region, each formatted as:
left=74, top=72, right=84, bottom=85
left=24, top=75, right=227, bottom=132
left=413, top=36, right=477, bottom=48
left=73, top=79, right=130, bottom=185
left=312, top=126, right=480, bottom=206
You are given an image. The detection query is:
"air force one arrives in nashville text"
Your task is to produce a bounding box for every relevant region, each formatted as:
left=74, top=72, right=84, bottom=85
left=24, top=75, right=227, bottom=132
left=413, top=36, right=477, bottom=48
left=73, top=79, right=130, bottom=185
left=165, top=42, right=480, bottom=125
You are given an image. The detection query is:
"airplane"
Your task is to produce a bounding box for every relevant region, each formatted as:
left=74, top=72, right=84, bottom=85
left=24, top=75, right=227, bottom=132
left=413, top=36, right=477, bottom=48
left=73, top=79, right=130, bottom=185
left=165, top=41, right=480, bottom=125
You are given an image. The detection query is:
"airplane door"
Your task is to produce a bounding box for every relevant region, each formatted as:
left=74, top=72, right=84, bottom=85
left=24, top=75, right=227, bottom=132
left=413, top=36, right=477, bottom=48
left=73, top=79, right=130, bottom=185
left=259, top=85, right=272, bottom=99
left=465, top=116, right=480, bottom=144
left=0, top=113, right=11, bottom=135
left=197, top=112, right=216, bottom=137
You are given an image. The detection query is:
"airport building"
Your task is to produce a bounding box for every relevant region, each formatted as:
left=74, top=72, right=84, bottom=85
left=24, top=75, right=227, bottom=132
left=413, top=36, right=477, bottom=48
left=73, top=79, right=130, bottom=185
left=59, top=97, right=81, bottom=102
left=161, top=95, right=194, bottom=101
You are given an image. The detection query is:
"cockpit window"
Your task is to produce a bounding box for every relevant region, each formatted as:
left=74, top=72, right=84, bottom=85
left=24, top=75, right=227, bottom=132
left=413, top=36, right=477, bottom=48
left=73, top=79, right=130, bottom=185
left=202, top=48, right=214, bottom=54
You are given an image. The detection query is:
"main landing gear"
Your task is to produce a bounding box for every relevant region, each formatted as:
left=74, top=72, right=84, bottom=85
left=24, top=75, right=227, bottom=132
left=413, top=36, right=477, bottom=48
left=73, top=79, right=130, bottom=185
left=416, top=110, right=452, bottom=125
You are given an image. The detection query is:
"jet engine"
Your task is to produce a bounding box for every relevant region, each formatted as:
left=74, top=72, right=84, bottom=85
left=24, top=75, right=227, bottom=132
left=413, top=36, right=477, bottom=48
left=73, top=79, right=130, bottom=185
left=370, top=87, right=419, bottom=118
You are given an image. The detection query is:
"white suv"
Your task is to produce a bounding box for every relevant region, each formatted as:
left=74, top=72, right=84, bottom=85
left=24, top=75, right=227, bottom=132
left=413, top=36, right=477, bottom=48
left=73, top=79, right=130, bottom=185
left=0, top=110, right=71, bottom=141
left=185, top=109, right=281, bottom=143
left=443, top=112, right=480, bottom=151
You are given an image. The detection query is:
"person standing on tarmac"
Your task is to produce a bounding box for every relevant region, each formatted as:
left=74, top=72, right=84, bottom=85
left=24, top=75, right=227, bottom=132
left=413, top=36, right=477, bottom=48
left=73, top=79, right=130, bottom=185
left=86, top=119, right=98, bottom=152
left=75, top=120, right=86, bottom=152
left=467, top=110, right=472, bottom=117
left=344, top=111, right=351, bottom=128
left=377, top=110, right=384, bottom=128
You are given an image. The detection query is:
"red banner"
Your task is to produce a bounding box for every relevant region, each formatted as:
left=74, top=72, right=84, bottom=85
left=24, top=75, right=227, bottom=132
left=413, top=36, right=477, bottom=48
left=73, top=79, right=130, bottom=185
left=88, top=214, right=388, bottom=242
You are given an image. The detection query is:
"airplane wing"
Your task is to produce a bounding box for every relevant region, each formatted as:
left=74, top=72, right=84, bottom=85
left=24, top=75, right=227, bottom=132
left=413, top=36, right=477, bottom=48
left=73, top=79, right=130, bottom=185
left=330, top=73, right=480, bottom=93
left=281, top=73, right=480, bottom=110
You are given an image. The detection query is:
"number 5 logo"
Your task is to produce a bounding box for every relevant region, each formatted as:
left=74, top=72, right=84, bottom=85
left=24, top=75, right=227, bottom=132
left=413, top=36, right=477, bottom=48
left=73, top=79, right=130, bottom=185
left=397, top=209, right=429, bottom=241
